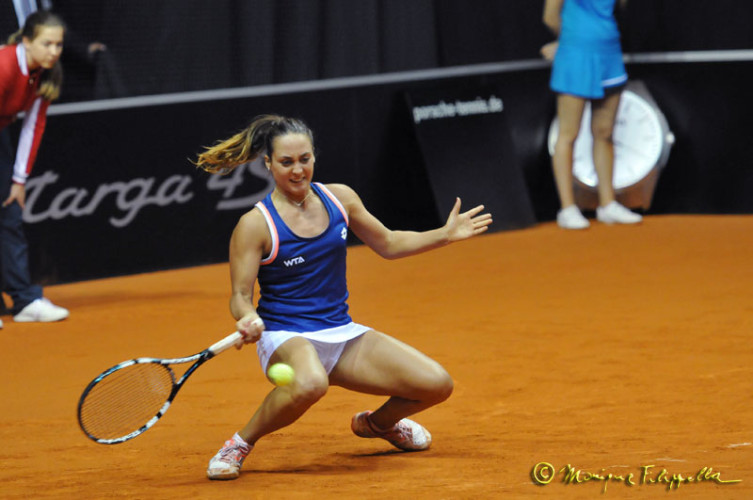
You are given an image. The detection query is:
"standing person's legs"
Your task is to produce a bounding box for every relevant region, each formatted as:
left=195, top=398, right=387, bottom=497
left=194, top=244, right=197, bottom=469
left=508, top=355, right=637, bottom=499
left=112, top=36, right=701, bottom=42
left=590, top=90, right=621, bottom=206
left=0, top=129, right=42, bottom=314
left=0, top=128, right=9, bottom=317
left=552, top=94, right=590, bottom=229
left=0, top=203, right=43, bottom=312
left=591, top=90, right=643, bottom=224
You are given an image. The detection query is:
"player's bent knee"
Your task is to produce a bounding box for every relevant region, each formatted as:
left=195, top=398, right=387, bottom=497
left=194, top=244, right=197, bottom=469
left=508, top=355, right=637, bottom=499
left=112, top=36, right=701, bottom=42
left=415, top=365, right=453, bottom=404
left=431, top=369, right=454, bottom=403
left=289, top=373, right=328, bottom=407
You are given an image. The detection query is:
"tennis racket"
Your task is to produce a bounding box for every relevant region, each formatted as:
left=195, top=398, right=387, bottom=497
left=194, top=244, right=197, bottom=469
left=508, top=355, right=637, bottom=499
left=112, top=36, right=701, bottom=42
left=77, top=330, right=244, bottom=445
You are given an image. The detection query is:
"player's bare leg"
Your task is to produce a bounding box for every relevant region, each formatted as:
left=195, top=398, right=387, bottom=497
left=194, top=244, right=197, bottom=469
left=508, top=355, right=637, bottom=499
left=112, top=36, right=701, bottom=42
left=207, top=337, right=328, bottom=479
left=330, top=330, right=453, bottom=450
left=239, top=336, right=329, bottom=444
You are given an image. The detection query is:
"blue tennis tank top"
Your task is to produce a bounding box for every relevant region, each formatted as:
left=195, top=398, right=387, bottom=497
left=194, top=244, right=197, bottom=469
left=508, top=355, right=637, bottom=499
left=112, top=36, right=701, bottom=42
left=560, top=0, right=620, bottom=47
left=254, top=183, right=352, bottom=332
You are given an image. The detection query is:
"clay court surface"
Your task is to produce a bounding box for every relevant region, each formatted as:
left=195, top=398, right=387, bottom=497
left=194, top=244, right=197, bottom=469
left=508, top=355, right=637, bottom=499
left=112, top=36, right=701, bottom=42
left=1, top=215, right=751, bottom=499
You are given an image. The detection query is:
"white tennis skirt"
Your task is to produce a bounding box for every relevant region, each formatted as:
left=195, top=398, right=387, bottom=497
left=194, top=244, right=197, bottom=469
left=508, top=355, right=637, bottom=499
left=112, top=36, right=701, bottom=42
left=256, top=322, right=370, bottom=374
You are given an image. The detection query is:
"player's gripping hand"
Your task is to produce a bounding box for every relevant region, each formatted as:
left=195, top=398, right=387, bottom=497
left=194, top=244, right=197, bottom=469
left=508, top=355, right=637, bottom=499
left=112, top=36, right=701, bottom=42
left=235, top=313, right=265, bottom=349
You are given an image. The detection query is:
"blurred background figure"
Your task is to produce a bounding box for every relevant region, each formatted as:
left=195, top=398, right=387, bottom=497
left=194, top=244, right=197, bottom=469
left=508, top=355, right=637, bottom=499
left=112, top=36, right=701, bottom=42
left=1, top=10, right=70, bottom=325
left=541, top=0, right=642, bottom=230
left=2, top=0, right=108, bottom=102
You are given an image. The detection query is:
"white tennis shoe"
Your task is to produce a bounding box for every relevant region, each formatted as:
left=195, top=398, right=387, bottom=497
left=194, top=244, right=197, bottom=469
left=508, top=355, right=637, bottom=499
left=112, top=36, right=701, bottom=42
left=557, top=205, right=590, bottom=230
left=351, top=411, right=432, bottom=451
left=13, top=298, right=69, bottom=322
left=207, top=433, right=252, bottom=480
left=596, top=201, right=643, bottom=225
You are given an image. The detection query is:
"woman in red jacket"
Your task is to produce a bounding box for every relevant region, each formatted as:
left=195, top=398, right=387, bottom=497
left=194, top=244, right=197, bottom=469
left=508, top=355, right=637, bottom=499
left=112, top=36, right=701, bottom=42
left=0, top=10, right=69, bottom=327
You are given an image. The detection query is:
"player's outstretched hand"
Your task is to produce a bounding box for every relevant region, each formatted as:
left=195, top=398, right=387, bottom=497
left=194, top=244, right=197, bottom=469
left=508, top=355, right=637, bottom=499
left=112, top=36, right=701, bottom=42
left=235, top=314, right=265, bottom=349
left=445, top=197, right=492, bottom=242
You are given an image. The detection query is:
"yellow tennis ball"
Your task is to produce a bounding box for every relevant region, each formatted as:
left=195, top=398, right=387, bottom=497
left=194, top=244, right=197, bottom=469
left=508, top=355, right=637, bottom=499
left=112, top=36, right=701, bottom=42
left=267, top=363, right=295, bottom=386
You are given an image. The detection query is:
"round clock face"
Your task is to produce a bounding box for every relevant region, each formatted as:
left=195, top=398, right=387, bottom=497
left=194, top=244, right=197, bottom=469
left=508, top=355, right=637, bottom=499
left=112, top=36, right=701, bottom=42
left=548, top=89, right=665, bottom=189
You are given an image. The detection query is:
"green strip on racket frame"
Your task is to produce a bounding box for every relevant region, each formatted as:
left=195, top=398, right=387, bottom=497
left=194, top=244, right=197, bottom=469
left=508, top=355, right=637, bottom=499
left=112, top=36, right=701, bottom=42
left=77, top=331, right=242, bottom=444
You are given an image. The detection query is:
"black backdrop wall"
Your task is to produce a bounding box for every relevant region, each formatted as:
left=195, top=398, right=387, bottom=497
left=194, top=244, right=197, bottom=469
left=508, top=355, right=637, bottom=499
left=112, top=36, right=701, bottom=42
left=26, top=58, right=753, bottom=284
left=3, top=0, right=748, bottom=102
left=3, top=1, right=752, bottom=284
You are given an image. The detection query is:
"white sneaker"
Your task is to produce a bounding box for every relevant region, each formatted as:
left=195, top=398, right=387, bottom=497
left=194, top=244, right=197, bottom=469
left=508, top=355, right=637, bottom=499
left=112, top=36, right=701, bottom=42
left=207, top=433, right=252, bottom=480
left=0, top=318, right=3, bottom=329
left=13, top=298, right=70, bottom=323
left=596, top=201, right=643, bottom=225
left=351, top=411, right=432, bottom=451
left=557, top=205, right=590, bottom=230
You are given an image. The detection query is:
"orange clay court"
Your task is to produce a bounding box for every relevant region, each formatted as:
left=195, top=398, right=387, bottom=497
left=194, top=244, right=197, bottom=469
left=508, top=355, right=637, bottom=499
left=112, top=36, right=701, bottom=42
left=1, top=215, right=751, bottom=499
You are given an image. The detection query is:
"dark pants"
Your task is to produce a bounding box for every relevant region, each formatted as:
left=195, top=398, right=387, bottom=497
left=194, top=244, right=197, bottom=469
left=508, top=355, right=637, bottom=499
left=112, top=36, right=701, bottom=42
left=0, top=128, right=42, bottom=314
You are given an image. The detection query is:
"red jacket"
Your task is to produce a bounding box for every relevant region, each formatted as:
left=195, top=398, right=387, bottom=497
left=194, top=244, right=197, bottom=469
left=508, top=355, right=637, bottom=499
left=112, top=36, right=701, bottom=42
left=0, top=43, right=50, bottom=185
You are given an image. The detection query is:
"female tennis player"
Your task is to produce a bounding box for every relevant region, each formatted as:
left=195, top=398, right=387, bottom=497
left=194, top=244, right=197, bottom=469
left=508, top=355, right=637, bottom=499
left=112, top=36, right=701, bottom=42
left=541, top=0, right=642, bottom=229
left=0, top=10, right=69, bottom=326
left=195, top=114, right=492, bottom=480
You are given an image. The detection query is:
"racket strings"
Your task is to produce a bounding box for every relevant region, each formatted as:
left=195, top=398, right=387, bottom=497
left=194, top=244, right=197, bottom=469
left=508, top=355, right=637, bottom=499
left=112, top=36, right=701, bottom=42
left=79, top=363, right=175, bottom=440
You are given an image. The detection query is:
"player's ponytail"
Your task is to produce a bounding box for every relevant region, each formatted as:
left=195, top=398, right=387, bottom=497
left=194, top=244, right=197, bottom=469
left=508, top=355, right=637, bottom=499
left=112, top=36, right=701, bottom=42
left=195, top=114, right=314, bottom=175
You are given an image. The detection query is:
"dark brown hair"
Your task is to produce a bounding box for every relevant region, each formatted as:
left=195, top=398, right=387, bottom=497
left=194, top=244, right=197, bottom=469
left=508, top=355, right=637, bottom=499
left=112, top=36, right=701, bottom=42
left=195, top=115, right=314, bottom=174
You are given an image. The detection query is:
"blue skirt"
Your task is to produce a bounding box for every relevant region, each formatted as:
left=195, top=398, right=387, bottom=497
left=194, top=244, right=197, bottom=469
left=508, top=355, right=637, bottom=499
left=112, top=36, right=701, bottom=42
left=550, top=39, right=627, bottom=99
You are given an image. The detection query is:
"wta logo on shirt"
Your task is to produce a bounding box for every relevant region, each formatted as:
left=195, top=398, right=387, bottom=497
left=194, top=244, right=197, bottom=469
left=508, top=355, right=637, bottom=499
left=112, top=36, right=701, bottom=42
left=283, top=256, right=305, bottom=267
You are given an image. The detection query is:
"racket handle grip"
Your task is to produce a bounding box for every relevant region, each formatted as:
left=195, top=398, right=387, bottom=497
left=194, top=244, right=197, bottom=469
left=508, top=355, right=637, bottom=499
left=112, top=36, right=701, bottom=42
left=209, top=318, right=265, bottom=354
left=209, top=332, right=244, bottom=355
